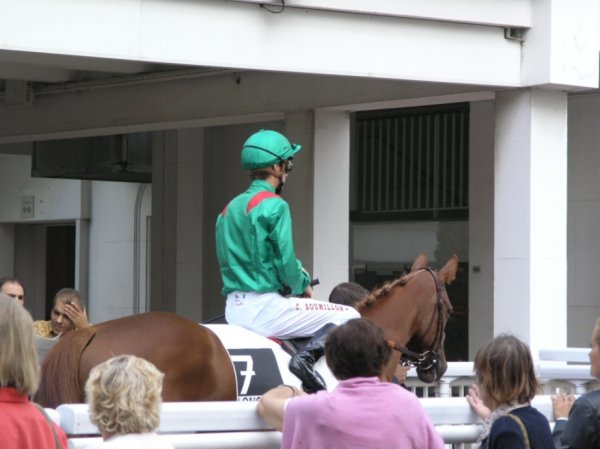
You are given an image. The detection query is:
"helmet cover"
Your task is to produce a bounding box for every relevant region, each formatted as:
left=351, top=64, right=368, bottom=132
left=241, top=129, right=302, bottom=170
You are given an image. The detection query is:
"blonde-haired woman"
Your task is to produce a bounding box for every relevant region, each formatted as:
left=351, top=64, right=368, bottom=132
left=0, top=293, right=68, bottom=449
left=85, top=354, right=174, bottom=448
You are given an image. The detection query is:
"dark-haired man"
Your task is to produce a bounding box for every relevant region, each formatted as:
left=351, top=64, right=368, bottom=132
left=0, top=277, right=25, bottom=306
left=34, top=288, right=91, bottom=338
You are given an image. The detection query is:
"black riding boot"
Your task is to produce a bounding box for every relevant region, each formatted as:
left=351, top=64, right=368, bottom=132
left=289, top=323, right=336, bottom=393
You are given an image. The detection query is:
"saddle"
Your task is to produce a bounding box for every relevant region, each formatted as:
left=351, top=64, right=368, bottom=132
left=202, top=314, right=311, bottom=356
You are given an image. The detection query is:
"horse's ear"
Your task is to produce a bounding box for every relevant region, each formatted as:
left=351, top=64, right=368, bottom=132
left=410, top=252, right=429, bottom=272
left=439, top=255, right=458, bottom=285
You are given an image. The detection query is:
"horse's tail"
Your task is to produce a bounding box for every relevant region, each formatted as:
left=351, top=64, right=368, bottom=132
left=35, top=327, right=97, bottom=408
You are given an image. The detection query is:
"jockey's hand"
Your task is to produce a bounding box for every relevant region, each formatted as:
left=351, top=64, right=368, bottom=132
left=303, top=285, right=314, bottom=298
left=64, top=302, right=91, bottom=330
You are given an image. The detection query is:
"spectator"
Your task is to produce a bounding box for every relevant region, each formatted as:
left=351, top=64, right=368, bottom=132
left=0, top=293, right=68, bottom=449
left=0, top=276, right=25, bottom=306
left=466, top=334, right=554, bottom=449
left=34, top=288, right=90, bottom=338
left=257, top=318, right=443, bottom=449
left=84, top=354, right=174, bottom=449
left=328, top=281, right=368, bottom=308
left=393, top=363, right=411, bottom=385
left=551, top=317, right=600, bottom=448
left=328, top=281, right=411, bottom=385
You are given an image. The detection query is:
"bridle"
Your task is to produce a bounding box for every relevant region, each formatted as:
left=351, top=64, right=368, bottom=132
left=388, top=267, right=452, bottom=371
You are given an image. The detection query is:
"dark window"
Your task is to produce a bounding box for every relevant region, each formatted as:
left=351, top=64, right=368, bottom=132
left=352, top=103, right=469, bottom=221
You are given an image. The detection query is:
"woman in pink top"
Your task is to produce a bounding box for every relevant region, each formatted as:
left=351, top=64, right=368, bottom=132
left=257, top=318, right=444, bottom=449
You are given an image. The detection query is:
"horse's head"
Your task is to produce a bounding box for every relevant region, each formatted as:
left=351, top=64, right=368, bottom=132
left=406, top=253, right=457, bottom=383
left=358, top=252, right=458, bottom=385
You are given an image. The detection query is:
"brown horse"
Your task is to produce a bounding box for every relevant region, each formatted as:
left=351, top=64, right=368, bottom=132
left=36, top=252, right=457, bottom=407
left=358, top=252, right=457, bottom=384
left=35, top=312, right=237, bottom=408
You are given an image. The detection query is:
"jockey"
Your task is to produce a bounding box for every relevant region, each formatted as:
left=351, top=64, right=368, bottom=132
left=215, top=129, right=360, bottom=393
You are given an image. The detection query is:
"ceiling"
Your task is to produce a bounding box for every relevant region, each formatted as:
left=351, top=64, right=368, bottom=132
left=0, top=49, right=193, bottom=86
left=0, top=50, right=217, bottom=154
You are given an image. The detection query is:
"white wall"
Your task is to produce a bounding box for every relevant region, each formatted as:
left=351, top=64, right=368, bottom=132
left=0, top=0, right=522, bottom=88
left=352, top=221, right=468, bottom=267
left=0, top=154, right=88, bottom=222
left=88, top=181, right=150, bottom=323
left=0, top=153, right=88, bottom=316
left=567, top=92, right=600, bottom=346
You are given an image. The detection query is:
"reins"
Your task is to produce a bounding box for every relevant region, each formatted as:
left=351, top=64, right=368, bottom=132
left=388, top=267, right=451, bottom=371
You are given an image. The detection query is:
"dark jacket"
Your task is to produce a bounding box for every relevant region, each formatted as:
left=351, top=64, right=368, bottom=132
left=481, top=406, right=554, bottom=449
left=553, top=390, right=600, bottom=449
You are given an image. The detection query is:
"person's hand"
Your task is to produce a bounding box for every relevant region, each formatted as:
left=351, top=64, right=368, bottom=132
left=552, top=392, right=575, bottom=419
left=466, top=384, right=492, bottom=421
left=394, top=364, right=411, bottom=384
left=64, top=302, right=91, bottom=330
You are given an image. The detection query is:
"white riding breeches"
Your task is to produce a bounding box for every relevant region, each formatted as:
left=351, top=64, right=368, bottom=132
left=225, top=291, right=360, bottom=339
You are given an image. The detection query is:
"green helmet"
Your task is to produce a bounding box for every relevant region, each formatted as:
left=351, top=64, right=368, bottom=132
left=241, top=129, right=302, bottom=170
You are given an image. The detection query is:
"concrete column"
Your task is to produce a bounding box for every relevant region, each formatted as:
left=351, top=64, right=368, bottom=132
left=175, top=128, right=204, bottom=321
left=494, top=88, right=568, bottom=356
left=0, top=224, right=14, bottom=276
left=312, top=109, right=351, bottom=300
left=74, top=218, right=89, bottom=301
left=150, top=130, right=178, bottom=313
left=285, top=112, right=315, bottom=280
left=468, top=100, right=495, bottom=358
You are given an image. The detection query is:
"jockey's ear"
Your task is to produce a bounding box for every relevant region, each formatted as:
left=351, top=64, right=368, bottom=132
left=439, top=255, right=458, bottom=285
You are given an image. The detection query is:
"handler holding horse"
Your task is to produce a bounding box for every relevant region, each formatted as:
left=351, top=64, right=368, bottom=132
left=215, top=129, right=359, bottom=393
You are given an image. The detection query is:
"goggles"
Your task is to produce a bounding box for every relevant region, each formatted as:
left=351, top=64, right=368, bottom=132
left=283, top=158, right=294, bottom=173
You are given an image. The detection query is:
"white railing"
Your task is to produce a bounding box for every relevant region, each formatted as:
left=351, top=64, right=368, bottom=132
left=405, top=347, right=598, bottom=397
left=58, top=402, right=281, bottom=449
left=50, top=348, right=597, bottom=449
left=55, top=396, right=555, bottom=448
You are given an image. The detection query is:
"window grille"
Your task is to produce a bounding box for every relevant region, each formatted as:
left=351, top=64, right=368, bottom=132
left=353, top=103, right=469, bottom=221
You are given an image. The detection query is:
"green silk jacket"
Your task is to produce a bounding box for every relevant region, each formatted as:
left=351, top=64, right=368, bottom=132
left=216, top=179, right=310, bottom=296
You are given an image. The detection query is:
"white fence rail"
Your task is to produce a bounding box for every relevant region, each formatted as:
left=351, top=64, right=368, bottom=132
left=52, top=348, right=597, bottom=449
left=405, top=348, right=597, bottom=397
left=57, top=397, right=554, bottom=448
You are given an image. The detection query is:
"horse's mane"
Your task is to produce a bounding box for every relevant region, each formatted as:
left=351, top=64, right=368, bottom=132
left=357, top=275, right=410, bottom=308
left=35, top=326, right=97, bottom=408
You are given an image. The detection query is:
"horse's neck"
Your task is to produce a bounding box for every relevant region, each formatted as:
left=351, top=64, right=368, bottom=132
left=359, top=296, right=416, bottom=344
left=358, top=283, right=431, bottom=379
